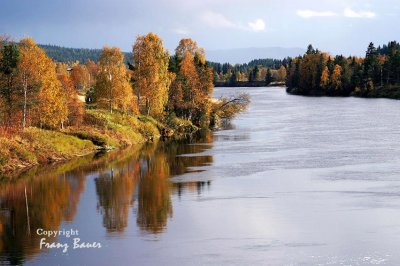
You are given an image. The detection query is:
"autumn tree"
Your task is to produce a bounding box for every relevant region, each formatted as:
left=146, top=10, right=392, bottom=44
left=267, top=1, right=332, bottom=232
left=37, top=63, right=68, bottom=128
left=131, top=33, right=170, bottom=117
left=299, top=51, right=324, bottom=93
left=70, top=64, right=90, bottom=92
left=55, top=62, right=69, bottom=76
left=17, top=38, right=68, bottom=129
left=276, top=65, right=287, bottom=82
left=331, top=64, right=342, bottom=90
left=57, top=73, right=84, bottom=125
left=175, top=38, right=205, bottom=63
left=169, top=38, right=213, bottom=126
left=16, top=38, right=43, bottom=128
left=94, top=47, right=136, bottom=114
left=320, top=66, right=330, bottom=89
left=85, top=59, right=98, bottom=88
left=179, top=52, right=201, bottom=118
left=194, top=51, right=213, bottom=125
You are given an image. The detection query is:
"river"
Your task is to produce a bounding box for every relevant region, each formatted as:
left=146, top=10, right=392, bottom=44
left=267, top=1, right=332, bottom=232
left=1, top=87, right=400, bottom=265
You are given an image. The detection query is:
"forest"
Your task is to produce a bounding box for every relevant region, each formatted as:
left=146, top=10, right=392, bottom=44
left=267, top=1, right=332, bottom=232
left=286, top=41, right=400, bottom=98
left=37, top=45, right=287, bottom=87
left=0, top=34, right=249, bottom=174
left=210, top=58, right=288, bottom=86
left=39, top=44, right=131, bottom=63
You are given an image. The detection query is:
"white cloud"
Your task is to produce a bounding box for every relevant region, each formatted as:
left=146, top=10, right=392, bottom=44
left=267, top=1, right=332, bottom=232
left=201, top=11, right=265, bottom=32
left=297, top=8, right=376, bottom=19
left=296, top=10, right=337, bottom=18
left=172, top=28, right=190, bottom=35
left=248, top=19, right=265, bottom=32
left=343, top=8, right=376, bottom=18
left=201, top=11, right=237, bottom=29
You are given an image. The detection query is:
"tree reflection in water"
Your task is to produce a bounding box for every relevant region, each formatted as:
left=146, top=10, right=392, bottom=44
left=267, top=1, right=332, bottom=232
left=0, top=130, right=214, bottom=264
left=95, top=129, right=213, bottom=234
left=136, top=145, right=172, bottom=233
left=0, top=163, right=87, bottom=265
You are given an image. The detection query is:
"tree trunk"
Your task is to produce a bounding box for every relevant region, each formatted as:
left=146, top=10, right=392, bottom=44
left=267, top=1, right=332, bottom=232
left=22, top=75, right=27, bottom=129
left=137, top=92, right=141, bottom=111
left=146, top=98, right=150, bottom=115
left=109, top=73, right=113, bottom=113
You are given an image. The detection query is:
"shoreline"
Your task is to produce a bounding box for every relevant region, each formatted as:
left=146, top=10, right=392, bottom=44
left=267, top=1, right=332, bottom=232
left=0, top=109, right=200, bottom=178
left=214, top=81, right=286, bottom=87
left=286, top=85, right=400, bottom=100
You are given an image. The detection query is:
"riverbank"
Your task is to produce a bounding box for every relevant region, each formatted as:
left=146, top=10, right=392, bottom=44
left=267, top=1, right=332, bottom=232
left=286, top=85, right=400, bottom=99
left=214, top=81, right=285, bottom=87
left=0, top=109, right=198, bottom=176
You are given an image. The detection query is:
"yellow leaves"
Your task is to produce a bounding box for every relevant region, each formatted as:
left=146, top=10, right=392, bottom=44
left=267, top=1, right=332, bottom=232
left=176, top=39, right=203, bottom=62
left=180, top=52, right=198, bottom=83
left=71, top=64, right=90, bottom=91
left=275, top=65, right=287, bottom=82
left=38, top=72, right=68, bottom=128
left=320, top=66, right=330, bottom=89
left=180, top=52, right=201, bottom=105
left=18, top=38, right=48, bottom=85
left=58, top=74, right=84, bottom=126
left=132, top=33, right=170, bottom=117
left=171, top=39, right=213, bottom=126
left=94, top=47, right=136, bottom=114
left=331, top=64, right=342, bottom=90
left=299, top=52, right=322, bottom=90
left=18, top=38, right=68, bottom=129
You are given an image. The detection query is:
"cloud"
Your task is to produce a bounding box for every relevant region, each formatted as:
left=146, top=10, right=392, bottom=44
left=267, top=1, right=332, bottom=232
left=248, top=19, right=265, bottom=32
left=343, top=8, right=376, bottom=18
left=201, top=11, right=237, bottom=29
left=201, top=11, right=265, bottom=32
left=297, top=8, right=376, bottom=19
left=172, top=28, right=190, bottom=35
left=296, top=10, right=337, bottom=18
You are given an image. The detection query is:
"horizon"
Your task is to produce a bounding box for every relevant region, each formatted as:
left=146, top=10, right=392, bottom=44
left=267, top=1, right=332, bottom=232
left=31, top=40, right=398, bottom=65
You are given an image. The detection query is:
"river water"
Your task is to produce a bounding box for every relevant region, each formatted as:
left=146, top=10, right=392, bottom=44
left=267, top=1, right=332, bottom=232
left=1, top=87, right=400, bottom=265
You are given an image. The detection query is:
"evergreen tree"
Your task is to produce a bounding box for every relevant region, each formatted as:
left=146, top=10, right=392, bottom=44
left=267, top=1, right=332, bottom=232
left=265, top=68, right=273, bottom=85
left=306, top=44, right=315, bottom=55
left=0, top=43, right=20, bottom=127
left=364, top=42, right=380, bottom=84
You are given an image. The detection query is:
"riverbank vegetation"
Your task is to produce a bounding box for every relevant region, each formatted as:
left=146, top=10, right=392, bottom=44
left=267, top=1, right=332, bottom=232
left=286, top=41, right=400, bottom=98
left=0, top=34, right=249, bottom=175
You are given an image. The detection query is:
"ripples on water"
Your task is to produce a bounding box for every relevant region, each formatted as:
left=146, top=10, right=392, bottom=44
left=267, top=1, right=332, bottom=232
left=1, top=87, right=400, bottom=265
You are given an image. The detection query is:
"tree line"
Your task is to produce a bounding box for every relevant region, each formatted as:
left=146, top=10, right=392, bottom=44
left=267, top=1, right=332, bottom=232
left=0, top=33, right=216, bottom=132
left=39, top=44, right=288, bottom=87
left=210, top=58, right=288, bottom=86
left=40, top=44, right=132, bottom=64
left=286, top=41, right=400, bottom=98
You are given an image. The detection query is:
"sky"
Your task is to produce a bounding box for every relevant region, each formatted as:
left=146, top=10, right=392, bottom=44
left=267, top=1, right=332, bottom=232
left=1, top=0, right=399, bottom=56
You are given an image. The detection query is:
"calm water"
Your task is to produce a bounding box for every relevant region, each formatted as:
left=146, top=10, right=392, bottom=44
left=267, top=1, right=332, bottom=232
left=2, top=87, right=400, bottom=265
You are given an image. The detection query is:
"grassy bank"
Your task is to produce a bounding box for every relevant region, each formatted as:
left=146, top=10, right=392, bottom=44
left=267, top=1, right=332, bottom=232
left=0, top=109, right=198, bottom=176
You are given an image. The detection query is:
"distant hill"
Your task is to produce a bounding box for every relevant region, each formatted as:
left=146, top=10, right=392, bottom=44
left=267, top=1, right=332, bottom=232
left=39, top=44, right=132, bottom=63
left=206, top=47, right=305, bottom=64
left=39, top=44, right=303, bottom=65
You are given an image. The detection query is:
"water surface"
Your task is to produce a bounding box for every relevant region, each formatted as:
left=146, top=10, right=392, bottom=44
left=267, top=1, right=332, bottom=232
left=1, top=87, right=400, bottom=265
